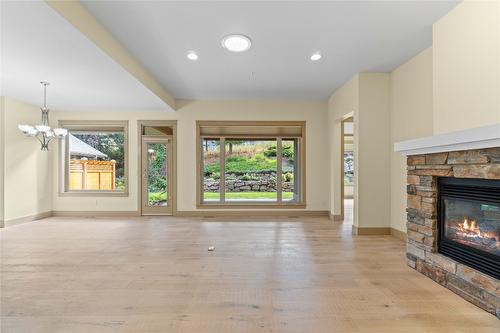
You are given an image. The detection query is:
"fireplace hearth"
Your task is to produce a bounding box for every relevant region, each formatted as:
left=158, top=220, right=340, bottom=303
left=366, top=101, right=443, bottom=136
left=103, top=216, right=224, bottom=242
left=438, top=177, right=500, bottom=279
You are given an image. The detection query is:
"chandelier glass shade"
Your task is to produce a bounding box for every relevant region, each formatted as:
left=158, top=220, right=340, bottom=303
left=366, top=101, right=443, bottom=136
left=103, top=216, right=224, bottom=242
left=18, top=82, right=67, bottom=150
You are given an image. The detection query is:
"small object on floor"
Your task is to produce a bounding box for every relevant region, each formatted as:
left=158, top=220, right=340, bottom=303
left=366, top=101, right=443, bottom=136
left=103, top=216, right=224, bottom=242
left=208, top=246, right=215, bottom=251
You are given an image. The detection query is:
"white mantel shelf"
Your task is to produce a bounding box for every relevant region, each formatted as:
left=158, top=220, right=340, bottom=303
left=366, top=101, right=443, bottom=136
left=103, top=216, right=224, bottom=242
left=394, top=124, right=500, bottom=156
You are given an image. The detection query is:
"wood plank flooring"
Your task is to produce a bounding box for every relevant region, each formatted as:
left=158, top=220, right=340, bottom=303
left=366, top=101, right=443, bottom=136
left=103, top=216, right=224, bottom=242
left=1, top=214, right=499, bottom=332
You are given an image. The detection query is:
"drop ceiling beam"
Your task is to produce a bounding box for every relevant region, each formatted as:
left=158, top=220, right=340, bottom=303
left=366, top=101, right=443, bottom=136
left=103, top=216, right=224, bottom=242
left=45, top=0, right=176, bottom=110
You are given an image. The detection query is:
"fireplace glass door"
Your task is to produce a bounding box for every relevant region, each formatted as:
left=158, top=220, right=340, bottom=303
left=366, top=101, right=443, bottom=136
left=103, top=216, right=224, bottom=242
left=438, top=177, right=500, bottom=279
left=442, top=198, right=499, bottom=256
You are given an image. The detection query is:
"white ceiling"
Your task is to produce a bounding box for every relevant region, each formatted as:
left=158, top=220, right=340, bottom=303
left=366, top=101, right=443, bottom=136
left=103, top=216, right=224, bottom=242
left=1, top=1, right=168, bottom=111
left=82, top=0, right=459, bottom=100
left=1, top=1, right=459, bottom=110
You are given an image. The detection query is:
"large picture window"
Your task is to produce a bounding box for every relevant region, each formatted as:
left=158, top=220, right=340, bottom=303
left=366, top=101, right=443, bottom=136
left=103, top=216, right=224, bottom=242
left=59, top=121, right=128, bottom=195
left=197, top=121, right=305, bottom=207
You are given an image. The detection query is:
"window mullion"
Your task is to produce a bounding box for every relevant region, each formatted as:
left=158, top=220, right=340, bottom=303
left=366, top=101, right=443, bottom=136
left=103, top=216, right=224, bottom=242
left=276, top=138, right=283, bottom=203
left=220, top=137, right=226, bottom=203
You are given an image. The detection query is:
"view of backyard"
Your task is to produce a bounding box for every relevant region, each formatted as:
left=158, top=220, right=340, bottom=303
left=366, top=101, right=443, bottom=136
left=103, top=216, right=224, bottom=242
left=203, top=139, right=297, bottom=201
left=344, top=151, right=354, bottom=186
left=146, top=143, right=168, bottom=206
left=69, top=133, right=298, bottom=203
left=69, top=131, right=126, bottom=191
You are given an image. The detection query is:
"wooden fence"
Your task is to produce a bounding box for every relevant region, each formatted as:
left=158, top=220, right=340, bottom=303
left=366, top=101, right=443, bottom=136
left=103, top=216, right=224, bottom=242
left=69, top=160, right=116, bottom=190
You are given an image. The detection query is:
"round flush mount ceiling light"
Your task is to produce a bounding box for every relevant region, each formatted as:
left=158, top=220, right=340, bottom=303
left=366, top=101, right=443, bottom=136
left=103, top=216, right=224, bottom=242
left=221, top=34, right=252, bottom=52
left=186, top=51, right=198, bottom=60
left=310, top=52, right=322, bottom=61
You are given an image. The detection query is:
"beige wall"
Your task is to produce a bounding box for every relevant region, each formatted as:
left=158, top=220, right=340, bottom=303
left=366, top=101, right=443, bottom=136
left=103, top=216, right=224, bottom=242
left=356, top=73, right=391, bottom=229
left=51, top=100, right=329, bottom=213
left=327, top=75, right=358, bottom=217
left=3, top=97, right=53, bottom=221
left=433, top=0, right=500, bottom=134
left=0, top=97, right=5, bottom=225
left=390, top=48, right=434, bottom=233
left=2, top=0, right=496, bottom=228
left=328, top=73, right=391, bottom=229
left=385, top=0, right=499, bottom=232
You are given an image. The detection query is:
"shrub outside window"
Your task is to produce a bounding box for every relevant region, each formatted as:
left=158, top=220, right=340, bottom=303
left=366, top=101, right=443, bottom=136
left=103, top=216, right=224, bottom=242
left=59, top=121, right=128, bottom=196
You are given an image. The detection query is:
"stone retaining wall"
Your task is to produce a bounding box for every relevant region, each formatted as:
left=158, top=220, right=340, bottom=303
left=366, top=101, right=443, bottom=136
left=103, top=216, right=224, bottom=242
left=405, top=148, right=499, bottom=317
left=204, top=180, right=294, bottom=192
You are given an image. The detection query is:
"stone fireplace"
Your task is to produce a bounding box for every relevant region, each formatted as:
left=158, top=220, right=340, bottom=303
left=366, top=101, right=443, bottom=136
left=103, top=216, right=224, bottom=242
left=395, top=125, right=500, bottom=317
left=405, top=148, right=499, bottom=317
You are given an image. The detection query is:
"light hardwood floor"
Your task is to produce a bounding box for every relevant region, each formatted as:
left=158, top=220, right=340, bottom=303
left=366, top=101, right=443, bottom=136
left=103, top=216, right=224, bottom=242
left=1, top=214, right=499, bottom=332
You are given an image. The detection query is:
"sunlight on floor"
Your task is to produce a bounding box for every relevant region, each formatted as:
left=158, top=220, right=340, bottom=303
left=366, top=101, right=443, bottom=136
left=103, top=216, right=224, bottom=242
left=344, top=198, right=353, bottom=225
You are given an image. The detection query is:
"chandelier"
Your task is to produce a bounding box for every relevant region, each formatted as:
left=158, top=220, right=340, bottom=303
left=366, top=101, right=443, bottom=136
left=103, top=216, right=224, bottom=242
left=18, top=82, right=68, bottom=150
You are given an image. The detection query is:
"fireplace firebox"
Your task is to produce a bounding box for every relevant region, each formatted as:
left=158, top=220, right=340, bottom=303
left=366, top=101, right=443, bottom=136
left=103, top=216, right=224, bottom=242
left=438, top=177, right=500, bottom=279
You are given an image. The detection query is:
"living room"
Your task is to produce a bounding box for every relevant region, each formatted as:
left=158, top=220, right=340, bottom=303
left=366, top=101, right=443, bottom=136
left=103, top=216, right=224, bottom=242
left=1, top=1, right=499, bottom=332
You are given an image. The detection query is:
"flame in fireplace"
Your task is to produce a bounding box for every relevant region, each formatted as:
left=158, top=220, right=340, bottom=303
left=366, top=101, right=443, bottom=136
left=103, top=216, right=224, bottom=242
left=460, top=218, right=478, bottom=233
left=456, top=217, right=500, bottom=248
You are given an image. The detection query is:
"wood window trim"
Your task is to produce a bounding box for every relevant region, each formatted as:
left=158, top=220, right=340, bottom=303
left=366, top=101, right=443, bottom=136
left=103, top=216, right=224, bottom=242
left=58, top=120, right=129, bottom=197
left=196, top=121, right=306, bottom=209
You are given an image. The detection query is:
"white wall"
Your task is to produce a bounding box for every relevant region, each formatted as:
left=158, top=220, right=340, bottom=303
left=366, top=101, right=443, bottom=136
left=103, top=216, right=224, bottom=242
left=433, top=0, right=500, bottom=134
left=390, top=48, right=434, bottom=233
left=3, top=97, right=53, bottom=221
left=51, top=100, right=329, bottom=213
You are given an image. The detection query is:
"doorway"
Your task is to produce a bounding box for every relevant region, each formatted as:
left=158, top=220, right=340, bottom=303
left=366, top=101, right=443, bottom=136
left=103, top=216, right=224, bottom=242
left=341, top=117, right=354, bottom=223
left=138, top=121, right=177, bottom=215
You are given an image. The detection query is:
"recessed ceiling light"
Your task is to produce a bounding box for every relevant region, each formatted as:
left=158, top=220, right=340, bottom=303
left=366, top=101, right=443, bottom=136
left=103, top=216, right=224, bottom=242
left=222, top=34, right=252, bottom=52
left=187, top=51, right=198, bottom=60
left=310, top=52, right=322, bottom=61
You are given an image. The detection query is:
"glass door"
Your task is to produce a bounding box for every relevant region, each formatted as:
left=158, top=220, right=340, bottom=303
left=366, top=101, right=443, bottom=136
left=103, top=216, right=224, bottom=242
left=141, top=136, right=172, bottom=215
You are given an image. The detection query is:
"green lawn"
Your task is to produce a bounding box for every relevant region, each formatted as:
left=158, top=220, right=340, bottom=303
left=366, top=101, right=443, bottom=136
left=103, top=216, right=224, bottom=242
left=148, top=191, right=167, bottom=204
left=204, top=192, right=293, bottom=200
left=204, top=155, right=276, bottom=175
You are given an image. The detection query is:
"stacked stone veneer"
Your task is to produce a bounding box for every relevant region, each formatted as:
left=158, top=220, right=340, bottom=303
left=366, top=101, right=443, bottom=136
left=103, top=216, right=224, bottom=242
left=405, top=147, right=500, bottom=317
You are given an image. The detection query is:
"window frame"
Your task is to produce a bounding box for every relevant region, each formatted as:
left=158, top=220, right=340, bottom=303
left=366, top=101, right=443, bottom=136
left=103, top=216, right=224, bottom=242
left=196, top=121, right=306, bottom=208
left=58, top=120, right=129, bottom=197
